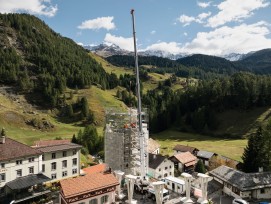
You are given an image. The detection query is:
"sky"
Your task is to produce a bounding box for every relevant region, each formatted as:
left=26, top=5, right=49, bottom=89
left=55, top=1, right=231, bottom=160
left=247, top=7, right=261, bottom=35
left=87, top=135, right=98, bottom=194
left=0, top=0, right=271, bottom=56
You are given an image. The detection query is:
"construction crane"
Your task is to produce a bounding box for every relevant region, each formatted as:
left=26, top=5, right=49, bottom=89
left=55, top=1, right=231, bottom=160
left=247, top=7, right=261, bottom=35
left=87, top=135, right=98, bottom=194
left=131, top=9, right=147, bottom=179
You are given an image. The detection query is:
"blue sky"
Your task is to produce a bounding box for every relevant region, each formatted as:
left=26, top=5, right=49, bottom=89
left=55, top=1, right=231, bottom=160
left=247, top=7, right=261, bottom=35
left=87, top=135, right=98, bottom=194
left=1, top=0, right=271, bottom=56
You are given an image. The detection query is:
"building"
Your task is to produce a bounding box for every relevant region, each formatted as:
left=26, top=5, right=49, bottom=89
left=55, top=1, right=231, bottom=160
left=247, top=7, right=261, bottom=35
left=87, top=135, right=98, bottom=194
left=0, top=135, right=51, bottom=203
left=34, top=140, right=81, bottom=182
left=209, top=165, right=271, bottom=200
left=162, top=176, right=185, bottom=194
left=173, top=144, right=198, bottom=156
left=82, top=164, right=107, bottom=175
left=148, top=153, right=174, bottom=179
left=104, top=108, right=149, bottom=175
left=169, top=152, right=197, bottom=173
left=148, top=138, right=160, bottom=154
left=60, top=171, right=119, bottom=204
left=197, top=150, right=217, bottom=167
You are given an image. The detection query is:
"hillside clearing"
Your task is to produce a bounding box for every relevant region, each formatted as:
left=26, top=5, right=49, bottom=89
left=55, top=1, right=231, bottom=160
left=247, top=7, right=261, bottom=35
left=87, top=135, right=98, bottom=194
left=152, top=130, right=247, bottom=161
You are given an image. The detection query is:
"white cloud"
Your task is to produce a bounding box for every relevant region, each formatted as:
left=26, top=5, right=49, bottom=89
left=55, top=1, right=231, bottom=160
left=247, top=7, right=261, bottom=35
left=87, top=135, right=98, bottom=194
left=207, top=0, right=270, bottom=28
left=178, top=12, right=211, bottom=26
left=104, top=33, right=134, bottom=51
left=78, top=16, right=116, bottom=30
left=197, top=1, right=212, bottom=8
left=77, top=42, right=84, bottom=46
left=198, top=12, right=212, bottom=20
left=150, top=30, right=156, bottom=35
left=0, top=0, right=57, bottom=17
left=184, top=32, right=188, bottom=36
left=178, top=15, right=196, bottom=26
left=181, top=21, right=271, bottom=55
left=144, top=42, right=182, bottom=55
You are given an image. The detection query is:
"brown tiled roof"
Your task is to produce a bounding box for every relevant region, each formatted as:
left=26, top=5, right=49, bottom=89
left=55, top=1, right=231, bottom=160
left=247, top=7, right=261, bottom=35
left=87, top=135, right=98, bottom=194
left=60, top=173, right=119, bottom=198
left=173, top=152, right=197, bottom=164
left=35, top=143, right=81, bottom=153
left=0, top=137, right=42, bottom=161
left=173, top=144, right=198, bottom=153
left=83, top=164, right=107, bottom=175
left=148, top=138, right=160, bottom=153
left=33, top=139, right=71, bottom=147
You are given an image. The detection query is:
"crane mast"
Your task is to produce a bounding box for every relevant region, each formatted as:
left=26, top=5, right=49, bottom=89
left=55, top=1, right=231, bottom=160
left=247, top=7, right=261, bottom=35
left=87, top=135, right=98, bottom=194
left=131, top=9, right=146, bottom=178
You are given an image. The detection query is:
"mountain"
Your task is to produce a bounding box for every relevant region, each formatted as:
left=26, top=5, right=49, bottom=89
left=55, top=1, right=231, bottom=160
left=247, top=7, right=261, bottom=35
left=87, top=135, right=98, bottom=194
left=223, top=53, right=247, bottom=61
left=176, top=54, right=241, bottom=75
left=236, top=49, right=271, bottom=74
left=85, top=44, right=132, bottom=57
left=84, top=43, right=186, bottom=59
left=0, top=13, right=114, bottom=107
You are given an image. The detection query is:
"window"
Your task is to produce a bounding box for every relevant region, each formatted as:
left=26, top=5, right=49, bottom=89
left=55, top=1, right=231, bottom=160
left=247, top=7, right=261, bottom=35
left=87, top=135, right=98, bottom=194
left=52, top=153, right=56, bottom=159
left=101, top=195, right=108, bottom=204
left=16, top=169, right=22, bottom=177
left=0, top=173, right=5, bottom=182
left=72, top=150, right=76, bottom=155
left=28, top=157, right=35, bottom=162
left=78, top=202, right=85, bottom=204
left=51, top=162, right=56, bottom=171
left=165, top=167, right=168, bottom=170
left=16, top=160, right=22, bottom=165
left=62, top=171, right=67, bottom=177
left=72, top=158, right=77, bottom=166
left=62, top=160, right=67, bottom=168
left=63, top=151, right=67, bottom=157
left=169, top=165, right=172, bottom=169
left=1, top=163, right=5, bottom=168
left=42, top=164, right=45, bottom=172
left=170, top=172, right=172, bottom=175
left=89, top=199, right=98, bottom=204
left=72, top=168, right=77, bottom=174
left=29, top=166, right=34, bottom=174
left=164, top=173, right=168, bottom=177
left=159, top=168, right=161, bottom=172
left=51, top=173, right=56, bottom=179
left=42, top=155, right=44, bottom=161
left=260, top=188, right=265, bottom=194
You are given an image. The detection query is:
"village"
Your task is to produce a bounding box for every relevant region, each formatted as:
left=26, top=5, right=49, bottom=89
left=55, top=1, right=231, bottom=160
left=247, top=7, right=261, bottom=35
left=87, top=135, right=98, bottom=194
left=0, top=125, right=271, bottom=204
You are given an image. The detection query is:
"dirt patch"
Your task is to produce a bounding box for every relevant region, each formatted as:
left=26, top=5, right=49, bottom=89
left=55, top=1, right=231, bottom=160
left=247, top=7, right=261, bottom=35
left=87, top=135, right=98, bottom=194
left=1, top=111, right=26, bottom=125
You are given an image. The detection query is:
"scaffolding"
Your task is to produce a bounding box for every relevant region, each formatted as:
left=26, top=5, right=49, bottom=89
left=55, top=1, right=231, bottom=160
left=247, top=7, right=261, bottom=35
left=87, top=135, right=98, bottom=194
left=104, top=108, right=149, bottom=175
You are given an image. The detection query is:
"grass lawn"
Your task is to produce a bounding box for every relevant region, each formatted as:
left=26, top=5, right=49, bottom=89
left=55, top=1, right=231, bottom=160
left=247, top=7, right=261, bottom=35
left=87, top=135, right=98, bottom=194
left=152, top=129, right=247, bottom=161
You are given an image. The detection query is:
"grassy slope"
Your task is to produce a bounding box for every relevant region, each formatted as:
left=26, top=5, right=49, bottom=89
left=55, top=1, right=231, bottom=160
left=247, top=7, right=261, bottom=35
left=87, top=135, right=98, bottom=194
left=152, top=130, right=247, bottom=161
left=0, top=93, right=81, bottom=145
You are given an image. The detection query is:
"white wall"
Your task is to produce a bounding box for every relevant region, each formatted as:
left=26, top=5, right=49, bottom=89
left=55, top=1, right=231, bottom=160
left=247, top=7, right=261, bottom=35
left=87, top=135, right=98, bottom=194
left=42, top=148, right=80, bottom=182
left=0, top=155, right=41, bottom=188
left=163, top=179, right=185, bottom=194
left=148, top=158, right=174, bottom=179
left=60, top=191, right=116, bottom=204
left=252, top=188, right=271, bottom=199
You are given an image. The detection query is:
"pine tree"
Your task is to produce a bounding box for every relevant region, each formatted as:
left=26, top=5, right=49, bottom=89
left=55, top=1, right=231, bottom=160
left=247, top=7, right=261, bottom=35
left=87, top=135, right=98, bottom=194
left=71, top=134, right=77, bottom=144
left=81, top=97, right=89, bottom=118
left=242, top=126, right=267, bottom=172
left=195, top=160, right=206, bottom=173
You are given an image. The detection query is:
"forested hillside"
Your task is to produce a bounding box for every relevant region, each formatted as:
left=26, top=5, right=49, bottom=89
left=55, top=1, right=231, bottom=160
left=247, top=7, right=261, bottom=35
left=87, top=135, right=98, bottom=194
left=0, top=14, right=118, bottom=107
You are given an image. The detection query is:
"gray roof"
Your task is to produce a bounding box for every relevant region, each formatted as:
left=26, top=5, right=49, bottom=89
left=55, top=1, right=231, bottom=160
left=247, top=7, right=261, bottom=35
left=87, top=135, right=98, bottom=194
left=209, top=165, right=271, bottom=191
left=36, top=143, right=82, bottom=153
left=6, top=174, right=50, bottom=190
left=149, top=153, right=166, bottom=169
left=197, top=150, right=215, bottom=159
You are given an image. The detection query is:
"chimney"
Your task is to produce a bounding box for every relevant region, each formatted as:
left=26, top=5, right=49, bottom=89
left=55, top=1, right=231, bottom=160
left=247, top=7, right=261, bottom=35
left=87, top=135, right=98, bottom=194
left=0, top=128, right=6, bottom=144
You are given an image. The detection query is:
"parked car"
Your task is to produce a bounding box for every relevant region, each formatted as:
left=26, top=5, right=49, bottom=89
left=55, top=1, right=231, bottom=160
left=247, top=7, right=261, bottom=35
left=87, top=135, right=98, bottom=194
left=232, top=198, right=249, bottom=204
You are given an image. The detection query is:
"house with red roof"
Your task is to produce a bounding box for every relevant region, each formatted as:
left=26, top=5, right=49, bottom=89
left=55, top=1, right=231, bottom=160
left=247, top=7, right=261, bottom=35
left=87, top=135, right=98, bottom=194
left=169, top=152, right=197, bottom=173
left=59, top=169, right=119, bottom=204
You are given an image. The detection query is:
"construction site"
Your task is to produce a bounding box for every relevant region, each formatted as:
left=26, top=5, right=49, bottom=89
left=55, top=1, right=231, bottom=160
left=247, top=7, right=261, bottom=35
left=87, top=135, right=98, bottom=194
left=104, top=108, right=149, bottom=175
